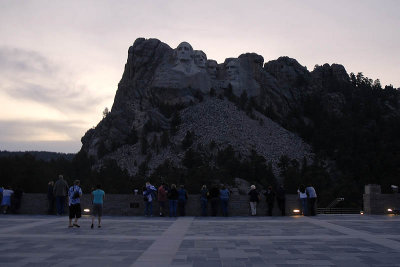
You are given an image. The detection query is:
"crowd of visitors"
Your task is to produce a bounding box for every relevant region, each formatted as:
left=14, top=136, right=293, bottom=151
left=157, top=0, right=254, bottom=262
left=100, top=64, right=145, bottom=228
left=2, top=174, right=318, bottom=228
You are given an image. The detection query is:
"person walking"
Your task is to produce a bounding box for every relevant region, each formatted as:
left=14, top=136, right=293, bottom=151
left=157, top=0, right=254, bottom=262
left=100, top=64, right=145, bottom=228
left=276, top=185, right=286, bottom=216
left=209, top=184, right=220, bottom=216
left=47, top=181, right=55, bottom=214
left=264, top=186, right=275, bottom=216
left=68, top=180, right=82, bottom=228
left=220, top=184, right=230, bottom=217
left=200, top=185, right=209, bottom=216
left=53, top=175, right=69, bottom=215
left=158, top=183, right=168, bottom=217
left=306, top=184, right=318, bottom=216
left=168, top=184, right=178, bottom=217
left=143, top=182, right=156, bottom=217
left=248, top=185, right=260, bottom=216
left=91, top=184, right=105, bottom=228
left=297, top=184, right=308, bottom=216
left=0, top=186, right=14, bottom=214
left=178, top=185, right=188, bottom=216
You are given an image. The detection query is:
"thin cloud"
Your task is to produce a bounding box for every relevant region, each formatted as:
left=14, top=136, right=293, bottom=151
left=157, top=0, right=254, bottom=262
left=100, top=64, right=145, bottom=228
left=0, top=119, right=87, bottom=142
left=0, top=46, right=109, bottom=113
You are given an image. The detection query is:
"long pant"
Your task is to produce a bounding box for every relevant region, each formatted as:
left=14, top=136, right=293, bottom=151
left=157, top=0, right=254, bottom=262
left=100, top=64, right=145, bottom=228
left=201, top=198, right=208, bottom=216
left=300, top=198, right=308, bottom=216
left=267, top=201, right=274, bottom=216
left=55, top=196, right=65, bottom=215
left=169, top=200, right=177, bottom=217
left=308, top=198, right=317, bottom=216
left=220, top=199, right=229, bottom=216
left=250, top=202, right=257, bottom=215
left=178, top=200, right=186, bottom=216
left=48, top=197, right=55, bottom=214
left=277, top=199, right=285, bottom=216
left=145, top=201, right=153, bottom=216
left=158, top=201, right=166, bottom=216
left=211, top=198, right=219, bottom=216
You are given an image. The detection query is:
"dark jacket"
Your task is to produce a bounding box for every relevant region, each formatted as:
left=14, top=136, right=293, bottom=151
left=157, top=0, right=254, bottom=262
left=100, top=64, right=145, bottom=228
left=264, top=190, right=275, bottom=203
left=209, top=187, right=220, bottom=198
left=178, top=188, right=188, bottom=202
left=248, top=189, right=259, bottom=202
left=168, top=188, right=179, bottom=200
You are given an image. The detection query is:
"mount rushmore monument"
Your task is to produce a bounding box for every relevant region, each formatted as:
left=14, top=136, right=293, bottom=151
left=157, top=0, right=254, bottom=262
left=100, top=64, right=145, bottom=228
left=80, top=38, right=358, bottom=179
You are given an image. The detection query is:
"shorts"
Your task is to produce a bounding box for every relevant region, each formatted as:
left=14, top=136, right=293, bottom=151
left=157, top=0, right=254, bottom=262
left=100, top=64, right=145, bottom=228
left=69, top=203, right=81, bottom=219
left=92, top=203, right=103, bottom=217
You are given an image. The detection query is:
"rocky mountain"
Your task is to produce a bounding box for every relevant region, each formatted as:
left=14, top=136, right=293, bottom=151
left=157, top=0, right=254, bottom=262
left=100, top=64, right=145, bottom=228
left=80, top=38, right=400, bottom=186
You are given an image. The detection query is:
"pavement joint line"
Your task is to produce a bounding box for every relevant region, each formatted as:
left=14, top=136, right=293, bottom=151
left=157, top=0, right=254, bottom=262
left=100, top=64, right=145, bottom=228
left=0, top=216, right=65, bottom=234
left=131, top=216, right=194, bottom=267
left=305, top=216, right=400, bottom=251
left=0, top=233, right=159, bottom=240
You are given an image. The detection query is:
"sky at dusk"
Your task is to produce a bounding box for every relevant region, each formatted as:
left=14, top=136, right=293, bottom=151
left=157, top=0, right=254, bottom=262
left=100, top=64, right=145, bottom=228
left=0, top=0, right=399, bottom=153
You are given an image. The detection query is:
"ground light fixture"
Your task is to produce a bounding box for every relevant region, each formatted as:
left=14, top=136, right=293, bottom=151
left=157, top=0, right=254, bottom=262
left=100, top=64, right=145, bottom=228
left=360, top=211, right=364, bottom=215
left=292, top=209, right=300, bottom=214
left=83, top=209, right=90, bottom=213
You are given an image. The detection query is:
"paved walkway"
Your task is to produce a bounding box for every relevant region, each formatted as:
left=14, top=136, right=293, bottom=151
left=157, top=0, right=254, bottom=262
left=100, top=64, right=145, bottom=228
left=1, top=214, right=400, bottom=266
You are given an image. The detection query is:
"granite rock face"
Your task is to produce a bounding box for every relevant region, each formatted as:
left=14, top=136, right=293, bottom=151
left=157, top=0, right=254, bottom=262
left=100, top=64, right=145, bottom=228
left=80, top=38, right=352, bottom=178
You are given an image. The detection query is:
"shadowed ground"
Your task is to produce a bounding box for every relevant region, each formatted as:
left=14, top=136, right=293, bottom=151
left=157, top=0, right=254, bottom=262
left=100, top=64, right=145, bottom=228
left=1, top=214, right=400, bottom=266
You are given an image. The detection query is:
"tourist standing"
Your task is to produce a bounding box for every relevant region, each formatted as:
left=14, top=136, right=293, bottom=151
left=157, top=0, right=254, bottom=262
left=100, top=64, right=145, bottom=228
left=200, top=185, right=209, bottom=216
left=276, top=185, right=286, bottom=216
left=248, top=185, right=259, bottom=216
left=0, top=186, right=14, bottom=214
left=297, top=184, right=308, bottom=216
left=47, top=181, right=55, bottom=214
left=68, top=180, right=82, bottom=228
left=11, top=186, right=23, bottom=214
left=91, top=184, right=105, bottom=228
left=220, top=184, right=230, bottom=217
left=143, top=182, right=156, bottom=217
left=209, top=184, right=220, bottom=216
left=158, top=183, right=168, bottom=217
left=53, top=175, right=69, bottom=215
left=264, top=186, right=275, bottom=216
left=306, top=185, right=318, bottom=216
left=168, top=184, right=178, bottom=217
left=178, top=185, right=188, bottom=216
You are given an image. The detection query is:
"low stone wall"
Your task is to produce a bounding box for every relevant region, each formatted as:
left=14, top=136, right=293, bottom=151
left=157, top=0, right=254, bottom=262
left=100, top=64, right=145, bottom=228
left=17, top=193, right=305, bottom=216
left=363, top=193, right=400, bottom=214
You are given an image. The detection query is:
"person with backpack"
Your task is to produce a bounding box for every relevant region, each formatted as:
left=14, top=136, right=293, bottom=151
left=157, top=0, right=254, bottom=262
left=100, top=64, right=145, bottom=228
left=178, top=185, right=188, bottom=216
left=209, top=184, right=220, bottom=216
left=143, top=182, right=156, bottom=217
left=68, top=180, right=82, bottom=228
left=200, top=185, right=209, bottom=216
left=219, top=184, right=230, bottom=216
left=168, top=184, right=179, bottom=217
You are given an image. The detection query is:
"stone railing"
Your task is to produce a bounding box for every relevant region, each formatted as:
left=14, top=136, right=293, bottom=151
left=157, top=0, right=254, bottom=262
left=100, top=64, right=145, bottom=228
left=15, top=193, right=305, bottom=216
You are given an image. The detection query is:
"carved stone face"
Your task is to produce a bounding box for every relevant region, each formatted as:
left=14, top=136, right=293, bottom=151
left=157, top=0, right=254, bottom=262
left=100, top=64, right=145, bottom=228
left=226, top=60, right=239, bottom=81
left=176, top=42, right=193, bottom=62
left=206, top=60, right=217, bottom=78
left=194, top=50, right=207, bottom=68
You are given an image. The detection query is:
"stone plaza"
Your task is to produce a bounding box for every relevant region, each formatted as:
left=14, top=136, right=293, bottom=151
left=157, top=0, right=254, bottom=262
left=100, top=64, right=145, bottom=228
left=1, top=214, right=400, bottom=266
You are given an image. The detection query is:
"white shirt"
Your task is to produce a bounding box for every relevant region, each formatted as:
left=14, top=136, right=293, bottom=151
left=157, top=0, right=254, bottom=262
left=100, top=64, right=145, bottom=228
left=297, top=189, right=307, bottom=199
